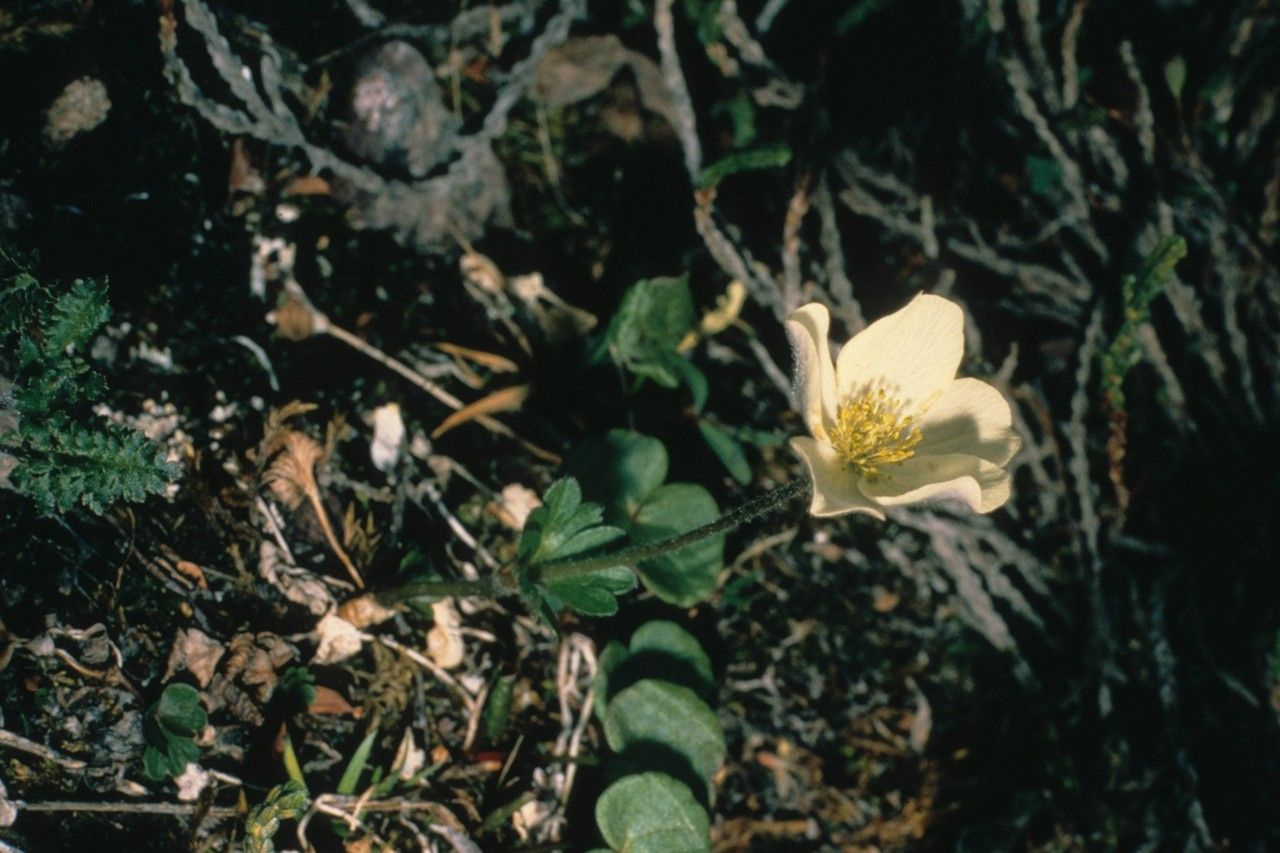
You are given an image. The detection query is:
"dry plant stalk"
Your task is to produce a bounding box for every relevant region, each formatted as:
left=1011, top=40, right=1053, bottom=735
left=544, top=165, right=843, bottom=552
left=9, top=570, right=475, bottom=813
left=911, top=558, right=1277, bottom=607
left=263, top=430, right=364, bottom=588
left=270, top=294, right=561, bottom=464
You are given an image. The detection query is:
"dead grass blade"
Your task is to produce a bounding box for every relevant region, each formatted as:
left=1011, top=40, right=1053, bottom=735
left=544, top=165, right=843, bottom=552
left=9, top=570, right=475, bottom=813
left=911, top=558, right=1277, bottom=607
left=431, top=384, right=532, bottom=440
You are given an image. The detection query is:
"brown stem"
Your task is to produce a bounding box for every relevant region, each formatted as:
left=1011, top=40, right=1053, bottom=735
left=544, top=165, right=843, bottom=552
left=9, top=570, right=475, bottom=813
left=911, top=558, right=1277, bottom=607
left=303, top=482, right=364, bottom=589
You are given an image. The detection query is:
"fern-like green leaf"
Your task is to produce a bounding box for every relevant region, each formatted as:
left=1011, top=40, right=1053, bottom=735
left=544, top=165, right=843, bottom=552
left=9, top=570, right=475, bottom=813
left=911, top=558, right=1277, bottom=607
left=1, top=253, right=179, bottom=515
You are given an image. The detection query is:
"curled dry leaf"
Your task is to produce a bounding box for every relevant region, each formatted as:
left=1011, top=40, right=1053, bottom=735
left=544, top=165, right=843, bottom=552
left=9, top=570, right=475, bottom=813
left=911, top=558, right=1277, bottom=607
left=174, top=762, right=211, bottom=802
left=391, top=727, right=427, bottom=781
left=44, top=77, right=111, bottom=146
left=263, top=430, right=322, bottom=509
left=262, top=428, right=364, bottom=588
left=163, top=627, right=226, bottom=688
left=259, top=540, right=336, bottom=616
left=228, top=137, right=265, bottom=196
left=489, top=482, right=541, bottom=530
left=460, top=251, right=504, bottom=293
left=207, top=633, right=298, bottom=726
left=508, top=272, right=597, bottom=342
left=225, top=634, right=296, bottom=699
left=0, top=780, right=17, bottom=828
left=512, top=797, right=550, bottom=842
left=313, top=612, right=365, bottom=665
left=369, top=402, right=405, bottom=473
left=427, top=598, right=465, bottom=669
left=337, top=592, right=398, bottom=629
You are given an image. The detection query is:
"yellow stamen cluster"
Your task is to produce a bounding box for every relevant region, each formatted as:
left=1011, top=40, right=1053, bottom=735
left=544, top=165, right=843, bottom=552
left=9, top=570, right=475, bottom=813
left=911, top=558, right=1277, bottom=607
left=829, top=389, right=922, bottom=479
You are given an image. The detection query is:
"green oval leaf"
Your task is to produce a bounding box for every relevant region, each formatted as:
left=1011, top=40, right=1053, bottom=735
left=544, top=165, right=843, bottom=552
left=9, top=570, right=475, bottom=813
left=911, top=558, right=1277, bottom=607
left=565, top=431, right=668, bottom=526
left=632, top=484, right=723, bottom=606
left=596, top=772, right=710, bottom=853
left=604, top=681, right=725, bottom=783
left=597, top=622, right=715, bottom=720
left=601, top=276, right=697, bottom=389
left=154, top=682, right=207, bottom=735
left=628, top=622, right=715, bottom=697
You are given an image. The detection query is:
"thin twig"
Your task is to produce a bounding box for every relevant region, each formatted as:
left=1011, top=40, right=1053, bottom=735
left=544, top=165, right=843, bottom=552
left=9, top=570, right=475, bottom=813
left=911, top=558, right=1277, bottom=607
left=0, top=730, right=87, bottom=771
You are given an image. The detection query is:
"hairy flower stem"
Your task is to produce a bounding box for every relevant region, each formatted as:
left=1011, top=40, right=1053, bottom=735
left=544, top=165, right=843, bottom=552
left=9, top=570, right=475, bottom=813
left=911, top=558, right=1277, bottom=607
left=538, top=476, right=811, bottom=583
left=375, top=477, right=810, bottom=604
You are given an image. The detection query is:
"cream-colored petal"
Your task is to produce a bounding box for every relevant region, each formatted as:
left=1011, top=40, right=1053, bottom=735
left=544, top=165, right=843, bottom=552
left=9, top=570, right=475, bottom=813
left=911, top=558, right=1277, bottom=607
left=915, top=378, right=1022, bottom=465
left=790, top=437, right=885, bottom=519
left=785, top=303, right=838, bottom=438
left=858, top=453, right=1012, bottom=513
left=835, top=294, right=964, bottom=408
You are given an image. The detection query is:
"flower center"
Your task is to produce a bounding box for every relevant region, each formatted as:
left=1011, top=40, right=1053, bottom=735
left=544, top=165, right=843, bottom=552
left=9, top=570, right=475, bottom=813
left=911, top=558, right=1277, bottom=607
left=829, top=389, right=922, bottom=479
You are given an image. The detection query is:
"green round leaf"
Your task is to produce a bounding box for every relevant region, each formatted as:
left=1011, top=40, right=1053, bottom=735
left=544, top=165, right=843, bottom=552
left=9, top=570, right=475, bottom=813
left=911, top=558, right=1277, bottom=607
left=154, top=683, right=207, bottom=736
left=564, top=431, right=668, bottom=526
left=604, top=681, right=725, bottom=783
left=596, top=772, right=710, bottom=853
left=632, top=484, right=723, bottom=607
left=142, top=745, right=170, bottom=781
left=628, top=622, right=715, bottom=697
left=595, top=639, right=631, bottom=722
left=596, top=622, right=716, bottom=721
left=604, top=276, right=696, bottom=389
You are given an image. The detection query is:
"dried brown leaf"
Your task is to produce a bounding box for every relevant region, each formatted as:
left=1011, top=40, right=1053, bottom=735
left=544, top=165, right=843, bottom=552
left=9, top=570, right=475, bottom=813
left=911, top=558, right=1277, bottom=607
left=533, top=35, right=630, bottom=106
left=206, top=633, right=298, bottom=725
left=426, top=599, right=465, bottom=669
left=460, top=251, right=504, bottom=293
left=164, top=628, right=226, bottom=688
left=228, top=138, right=264, bottom=196
left=263, top=430, right=324, bottom=509
left=283, top=175, right=332, bottom=196
left=435, top=342, right=520, bottom=374
left=337, top=593, right=398, bottom=630
left=487, top=483, right=541, bottom=531
left=313, top=612, right=364, bottom=665
left=431, top=385, right=531, bottom=440
left=174, top=559, right=208, bottom=590
left=259, top=540, right=336, bottom=616
left=309, top=685, right=358, bottom=717
left=262, top=429, right=364, bottom=588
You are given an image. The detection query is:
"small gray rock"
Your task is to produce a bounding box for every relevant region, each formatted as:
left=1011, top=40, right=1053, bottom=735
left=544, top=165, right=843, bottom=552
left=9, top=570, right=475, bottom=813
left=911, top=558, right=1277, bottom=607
left=343, top=40, right=459, bottom=178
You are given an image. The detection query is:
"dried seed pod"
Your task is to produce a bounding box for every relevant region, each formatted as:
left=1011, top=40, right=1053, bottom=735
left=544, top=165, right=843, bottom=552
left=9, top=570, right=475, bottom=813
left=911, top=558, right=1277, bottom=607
left=274, top=295, right=316, bottom=341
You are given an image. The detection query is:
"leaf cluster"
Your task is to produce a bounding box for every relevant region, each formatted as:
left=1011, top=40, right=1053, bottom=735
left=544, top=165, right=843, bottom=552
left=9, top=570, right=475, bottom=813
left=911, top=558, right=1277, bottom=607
left=1099, top=234, right=1188, bottom=409
left=595, top=275, right=760, bottom=484
left=244, top=780, right=310, bottom=853
left=593, top=621, right=723, bottom=852
left=596, top=275, right=700, bottom=391
left=141, top=683, right=207, bottom=780
left=0, top=251, right=178, bottom=514
left=517, top=477, right=635, bottom=618
left=565, top=430, right=725, bottom=607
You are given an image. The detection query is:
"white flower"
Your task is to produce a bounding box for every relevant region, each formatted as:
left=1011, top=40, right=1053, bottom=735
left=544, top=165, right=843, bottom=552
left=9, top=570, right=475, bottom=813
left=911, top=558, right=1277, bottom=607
left=786, top=295, right=1020, bottom=519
